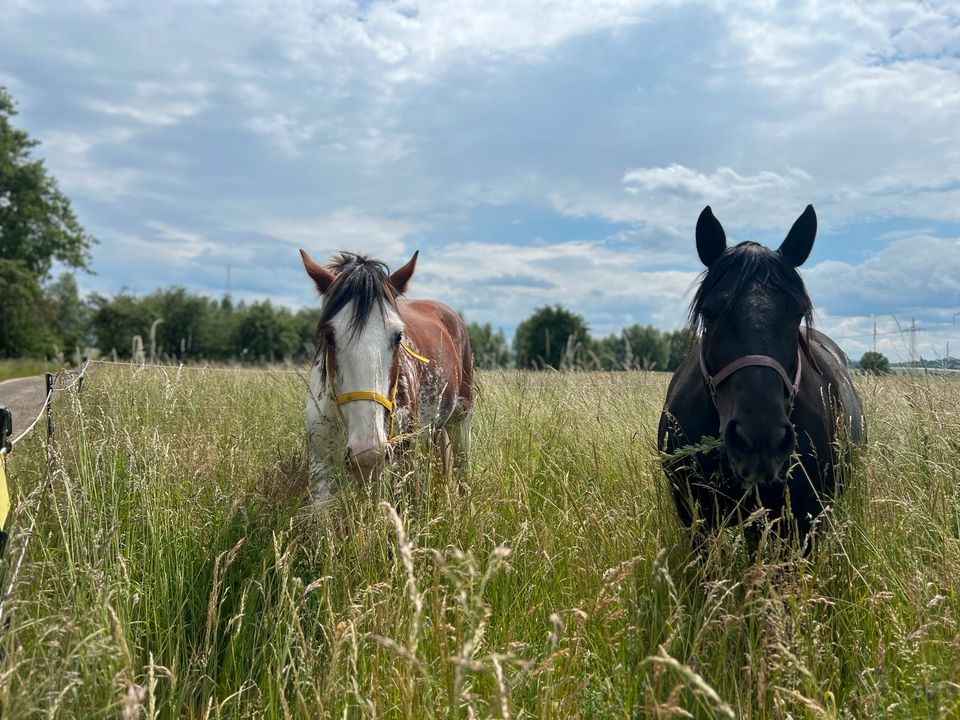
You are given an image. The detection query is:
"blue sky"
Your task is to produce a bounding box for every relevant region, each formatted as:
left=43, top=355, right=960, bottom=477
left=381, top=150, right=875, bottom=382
left=3, top=0, right=960, bottom=361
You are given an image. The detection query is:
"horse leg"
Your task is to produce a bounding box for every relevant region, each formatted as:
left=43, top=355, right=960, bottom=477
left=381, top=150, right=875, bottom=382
left=308, top=460, right=339, bottom=502
left=448, top=408, right=472, bottom=482
left=306, top=396, right=345, bottom=503
left=434, top=426, right=453, bottom=479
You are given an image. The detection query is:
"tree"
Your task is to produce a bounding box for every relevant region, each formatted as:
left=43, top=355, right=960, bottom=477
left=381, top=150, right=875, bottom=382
left=46, top=272, right=90, bottom=352
left=194, top=296, right=240, bottom=361
left=596, top=324, right=669, bottom=370
left=467, top=322, right=511, bottom=369
left=0, top=259, right=57, bottom=357
left=0, top=87, right=96, bottom=278
left=236, top=301, right=299, bottom=362
left=665, top=327, right=696, bottom=372
left=514, top=305, right=591, bottom=370
left=292, top=307, right=319, bottom=360
left=859, top=351, right=890, bottom=375
left=89, top=291, right=154, bottom=358
left=144, top=287, right=211, bottom=359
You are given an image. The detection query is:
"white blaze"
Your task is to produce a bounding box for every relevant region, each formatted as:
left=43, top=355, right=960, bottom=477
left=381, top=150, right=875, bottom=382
left=327, top=299, right=403, bottom=465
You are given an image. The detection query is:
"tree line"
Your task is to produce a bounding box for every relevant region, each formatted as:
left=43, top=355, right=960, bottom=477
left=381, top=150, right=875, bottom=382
left=471, top=305, right=694, bottom=371
left=3, top=273, right=694, bottom=370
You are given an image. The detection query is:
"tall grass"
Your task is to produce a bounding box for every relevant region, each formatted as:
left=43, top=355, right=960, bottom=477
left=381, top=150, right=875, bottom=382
left=0, top=366, right=957, bottom=718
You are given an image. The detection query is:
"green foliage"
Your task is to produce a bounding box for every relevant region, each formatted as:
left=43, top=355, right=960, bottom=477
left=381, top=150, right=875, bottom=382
left=1, top=369, right=958, bottom=717
left=0, top=259, right=57, bottom=358
left=590, top=325, right=694, bottom=372
left=514, top=305, right=591, bottom=369
left=860, top=350, right=891, bottom=375
left=0, top=358, right=56, bottom=382
left=45, top=272, right=89, bottom=352
left=466, top=322, right=511, bottom=369
left=88, top=290, right=155, bottom=358
left=236, top=300, right=300, bottom=362
left=596, top=323, right=669, bottom=370
left=86, top=289, right=318, bottom=363
left=0, top=87, right=95, bottom=278
left=665, top=327, right=695, bottom=371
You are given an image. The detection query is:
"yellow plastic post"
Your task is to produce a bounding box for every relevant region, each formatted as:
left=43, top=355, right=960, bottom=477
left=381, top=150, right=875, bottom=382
left=0, top=455, right=8, bottom=530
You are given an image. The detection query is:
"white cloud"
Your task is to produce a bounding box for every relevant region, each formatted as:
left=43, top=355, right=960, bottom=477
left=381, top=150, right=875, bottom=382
left=806, top=234, right=960, bottom=311
left=6, top=0, right=960, bottom=351
left=138, top=222, right=225, bottom=263
left=86, top=81, right=208, bottom=126
left=39, top=128, right=144, bottom=199
left=258, top=209, right=417, bottom=261
left=414, top=239, right=699, bottom=335
left=246, top=113, right=317, bottom=155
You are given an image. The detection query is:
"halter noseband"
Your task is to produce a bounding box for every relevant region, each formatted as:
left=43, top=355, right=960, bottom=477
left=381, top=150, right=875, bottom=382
left=333, top=341, right=430, bottom=441
left=699, top=334, right=804, bottom=413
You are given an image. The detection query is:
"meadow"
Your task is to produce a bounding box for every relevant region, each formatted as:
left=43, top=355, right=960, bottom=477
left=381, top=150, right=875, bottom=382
left=0, top=359, right=57, bottom=384
left=0, top=364, right=957, bottom=718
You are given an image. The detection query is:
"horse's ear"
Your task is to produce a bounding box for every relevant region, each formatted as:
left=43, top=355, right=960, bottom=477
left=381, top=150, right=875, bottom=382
left=696, top=206, right=726, bottom=268
left=778, top=205, right=817, bottom=267
left=389, top=250, right=418, bottom=294
left=300, top=249, right=335, bottom=294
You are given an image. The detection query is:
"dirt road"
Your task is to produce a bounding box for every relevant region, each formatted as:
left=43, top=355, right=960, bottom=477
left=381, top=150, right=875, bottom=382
left=0, top=376, right=47, bottom=439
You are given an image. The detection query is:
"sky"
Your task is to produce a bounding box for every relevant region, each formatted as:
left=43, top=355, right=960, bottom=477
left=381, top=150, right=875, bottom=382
left=2, top=0, right=960, bottom=362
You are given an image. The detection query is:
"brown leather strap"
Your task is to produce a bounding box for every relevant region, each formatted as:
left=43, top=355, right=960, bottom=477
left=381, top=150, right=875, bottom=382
left=699, top=340, right=802, bottom=410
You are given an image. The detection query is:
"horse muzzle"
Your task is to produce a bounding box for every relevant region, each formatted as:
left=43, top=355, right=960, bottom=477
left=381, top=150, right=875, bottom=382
left=346, top=441, right=392, bottom=470
left=723, top=419, right=795, bottom=486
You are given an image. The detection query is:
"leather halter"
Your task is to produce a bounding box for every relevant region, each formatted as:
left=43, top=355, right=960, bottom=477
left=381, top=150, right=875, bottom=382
left=334, top=341, right=430, bottom=440
left=699, top=334, right=805, bottom=413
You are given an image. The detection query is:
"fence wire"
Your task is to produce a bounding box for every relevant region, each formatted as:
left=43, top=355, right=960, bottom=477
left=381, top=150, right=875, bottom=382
left=0, top=360, right=90, bottom=630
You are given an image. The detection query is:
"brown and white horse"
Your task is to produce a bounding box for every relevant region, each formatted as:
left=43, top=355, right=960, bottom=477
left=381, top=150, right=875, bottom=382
left=300, top=249, right=474, bottom=499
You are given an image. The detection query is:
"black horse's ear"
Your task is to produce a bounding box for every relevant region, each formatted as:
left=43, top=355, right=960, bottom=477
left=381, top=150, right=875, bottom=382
left=389, top=250, right=418, bottom=294
left=696, top=206, right=726, bottom=268
left=778, top=205, right=817, bottom=267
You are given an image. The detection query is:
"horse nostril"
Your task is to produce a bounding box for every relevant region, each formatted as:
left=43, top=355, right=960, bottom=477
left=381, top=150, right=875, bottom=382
left=775, top=423, right=795, bottom=455
left=724, top=420, right=752, bottom=453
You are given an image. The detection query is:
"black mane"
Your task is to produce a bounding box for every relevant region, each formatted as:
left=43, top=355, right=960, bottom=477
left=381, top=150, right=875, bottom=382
left=688, top=241, right=814, bottom=333
left=317, top=252, right=398, bottom=342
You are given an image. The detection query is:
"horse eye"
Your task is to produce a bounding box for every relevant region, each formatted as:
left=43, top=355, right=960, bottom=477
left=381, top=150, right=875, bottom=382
left=393, top=331, right=402, bottom=347
left=324, top=331, right=336, bottom=347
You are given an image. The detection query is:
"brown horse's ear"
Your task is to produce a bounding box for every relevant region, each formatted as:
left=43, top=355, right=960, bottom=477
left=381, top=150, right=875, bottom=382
left=778, top=205, right=817, bottom=267
left=300, top=249, right=336, bottom=294
left=696, top=206, right=726, bottom=268
left=389, top=250, right=418, bottom=294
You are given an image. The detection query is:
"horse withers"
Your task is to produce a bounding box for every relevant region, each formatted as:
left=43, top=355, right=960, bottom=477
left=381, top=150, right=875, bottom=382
left=300, top=250, right=473, bottom=500
left=659, top=205, right=864, bottom=550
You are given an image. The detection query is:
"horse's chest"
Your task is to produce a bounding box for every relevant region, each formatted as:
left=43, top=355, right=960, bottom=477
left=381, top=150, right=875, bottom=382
left=306, top=369, right=346, bottom=455
left=400, top=362, right=453, bottom=429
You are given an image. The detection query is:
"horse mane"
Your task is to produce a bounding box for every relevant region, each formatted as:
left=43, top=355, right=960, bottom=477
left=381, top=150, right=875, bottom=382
left=316, top=253, right=399, bottom=343
left=688, top=242, right=814, bottom=333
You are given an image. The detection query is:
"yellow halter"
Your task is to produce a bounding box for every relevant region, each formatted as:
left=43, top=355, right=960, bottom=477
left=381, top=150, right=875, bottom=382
left=334, top=342, right=430, bottom=440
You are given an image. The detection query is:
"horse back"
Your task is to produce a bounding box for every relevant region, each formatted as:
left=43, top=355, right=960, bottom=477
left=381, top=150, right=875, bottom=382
left=804, top=328, right=865, bottom=445
left=399, top=299, right=473, bottom=413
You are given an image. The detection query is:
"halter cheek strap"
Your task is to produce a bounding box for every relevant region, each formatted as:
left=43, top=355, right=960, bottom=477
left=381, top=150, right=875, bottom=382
left=700, top=335, right=804, bottom=413
left=334, top=342, right=429, bottom=441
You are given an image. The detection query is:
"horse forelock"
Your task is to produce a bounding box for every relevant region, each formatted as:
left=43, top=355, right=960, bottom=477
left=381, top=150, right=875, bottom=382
left=310, top=252, right=401, bottom=387
left=316, top=253, right=399, bottom=343
left=688, top=241, right=814, bottom=334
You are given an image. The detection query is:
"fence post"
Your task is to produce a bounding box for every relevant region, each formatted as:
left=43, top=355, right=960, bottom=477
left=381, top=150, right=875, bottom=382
left=44, top=372, right=54, bottom=440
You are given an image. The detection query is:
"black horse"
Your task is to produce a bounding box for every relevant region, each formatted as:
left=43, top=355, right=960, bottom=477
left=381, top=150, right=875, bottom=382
left=658, top=205, right=864, bottom=549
